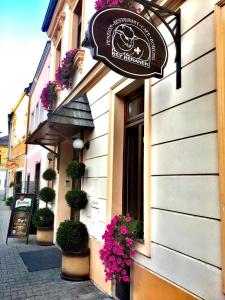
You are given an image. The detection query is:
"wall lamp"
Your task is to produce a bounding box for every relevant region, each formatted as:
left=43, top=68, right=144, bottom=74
left=72, top=138, right=90, bottom=151
left=47, top=152, right=57, bottom=161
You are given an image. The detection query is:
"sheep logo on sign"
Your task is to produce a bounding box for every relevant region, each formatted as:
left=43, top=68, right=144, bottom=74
left=112, top=24, right=151, bottom=68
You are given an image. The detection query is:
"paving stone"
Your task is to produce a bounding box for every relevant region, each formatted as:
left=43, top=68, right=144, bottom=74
left=0, top=201, right=109, bottom=300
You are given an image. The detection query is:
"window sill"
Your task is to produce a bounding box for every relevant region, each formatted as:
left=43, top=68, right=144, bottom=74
left=73, top=49, right=85, bottom=73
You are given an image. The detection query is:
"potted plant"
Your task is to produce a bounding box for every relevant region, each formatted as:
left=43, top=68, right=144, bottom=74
left=94, top=0, right=141, bottom=12
left=32, top=208, right=54, bottom=245
left=5, top=196, right=13, bottom=207
left=39, top=187, right=55, bottom=207
left=42, top=168, right=57, bottom=181
left=40, top=81, right=59, bottom=111
left=56, top=49, right=78, bottom=90
left=66, top=160, right=85, bottom=179
left=100, top=214, right=140, bottom=299
left=65, top=189, right=88, bottom=210
left=56, top=220, right=90, bottom=280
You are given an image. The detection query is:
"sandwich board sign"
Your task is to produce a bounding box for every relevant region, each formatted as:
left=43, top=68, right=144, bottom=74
left=6, top=194, right=35, bottom=244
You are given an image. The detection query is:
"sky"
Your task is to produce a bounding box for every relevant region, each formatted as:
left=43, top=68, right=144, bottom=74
left=0, top=0, right=50, bottom=136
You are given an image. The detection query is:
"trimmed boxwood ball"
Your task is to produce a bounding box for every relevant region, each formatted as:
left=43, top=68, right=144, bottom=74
left=56, top=220, right=89, bottom=252
left=42, top=168, right=57, bottom=181
left=5, top=196, right=13, bottom=206
left=39, top=187, right=55, bottom=204
left=65, top=189, right=88, bottom=210
left=66, top=161, right=85, bottom=179
left=32, top=208, right=54, bottom=228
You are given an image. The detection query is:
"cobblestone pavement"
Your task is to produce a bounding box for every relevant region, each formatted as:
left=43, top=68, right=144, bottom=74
left=0, top=201, right=109, bottom=300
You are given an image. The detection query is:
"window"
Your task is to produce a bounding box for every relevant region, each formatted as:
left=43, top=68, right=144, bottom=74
left=124, top=87, right=144, bottom=235
left=109, top=79, right=151, bottom=256
left=26, top=174, right=30, bottom=193
left=72, top=0, right=83, bottom=49
left=35, top=103, right=40, bottom=129
left=56, top=40, right=62, bottom=70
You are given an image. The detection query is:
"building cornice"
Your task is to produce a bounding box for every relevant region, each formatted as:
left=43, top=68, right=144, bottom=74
left=46, top=0, right=66, bottom=39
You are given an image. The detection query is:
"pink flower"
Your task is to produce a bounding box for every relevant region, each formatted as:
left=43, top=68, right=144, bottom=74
left=125, top=214, right=132, bottom=222
left=126, top=259, right=132, bottom=266
left=123, top=276, right=130, bottom=283
left=120, top=225, right=128, bottom=235
left=130, top=248, right=136, bottom=257
left=125, top=237, right=133, bottom=245
left=122, top=269, right=127, bottom=275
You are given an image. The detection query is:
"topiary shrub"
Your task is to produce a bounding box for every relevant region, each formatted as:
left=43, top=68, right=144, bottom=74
left=66, top=161, right=85, bottom=179
left=32, top=208, right=54, bottom=228
left=65, top=189, right=88, bottom=210
left=42, top=168, right=57, bottom=181
left=5, top=196, right=13, bottom=206
left=56, top=220, right=89, bottom=252
left=39, top=187, right=55, bottom=205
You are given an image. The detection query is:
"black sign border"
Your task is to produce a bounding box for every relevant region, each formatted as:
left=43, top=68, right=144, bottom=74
left=89, top=7, right=168, bottom=79
left=6, top=193, right=35, bottom=245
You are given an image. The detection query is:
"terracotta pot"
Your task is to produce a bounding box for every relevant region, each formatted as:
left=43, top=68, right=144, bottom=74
left=61, top=248, right=90, bottom=281
left=36, top=227, right=54, bottom=246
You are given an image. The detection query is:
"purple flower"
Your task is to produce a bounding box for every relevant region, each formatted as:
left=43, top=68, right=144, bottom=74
left=55, top=49, right=78, bottom=90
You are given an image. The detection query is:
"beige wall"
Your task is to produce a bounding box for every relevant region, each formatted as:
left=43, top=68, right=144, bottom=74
left=45, top=0, right=225, bottom=299
left=54, top=140, right=73, bottom=235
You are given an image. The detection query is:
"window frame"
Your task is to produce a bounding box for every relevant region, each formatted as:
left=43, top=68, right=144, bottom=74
left=71, top=0, right=83, bottom=49
left=108, top=78, right=151, bottom=257
left=123, top=87, right=144, bottom=231
left=215, top=0, right=225, bottom=293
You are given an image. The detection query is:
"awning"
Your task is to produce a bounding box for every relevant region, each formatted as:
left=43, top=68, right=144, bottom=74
left=26, top=95, right=94, bottom=148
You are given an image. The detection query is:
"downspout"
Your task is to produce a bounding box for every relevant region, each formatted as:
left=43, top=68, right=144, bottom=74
left=24, top=83, right=32, bottom=193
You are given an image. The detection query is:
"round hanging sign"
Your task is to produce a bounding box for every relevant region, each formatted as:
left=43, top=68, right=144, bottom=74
left=88, top=7, right=168, bottom=79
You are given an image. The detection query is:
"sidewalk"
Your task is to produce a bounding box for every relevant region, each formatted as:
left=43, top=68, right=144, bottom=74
left=0, top=201, right=108, bottom=300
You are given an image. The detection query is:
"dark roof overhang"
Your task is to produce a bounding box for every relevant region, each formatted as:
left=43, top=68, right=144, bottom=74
left=42, top=0, right=58, bottom=32
left=26, top=95, right=94, bottom=148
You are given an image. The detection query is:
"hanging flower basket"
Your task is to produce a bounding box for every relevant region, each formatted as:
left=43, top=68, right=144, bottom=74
left=95, top=0, right=141, bottom=12
left=40, top=81, right=59, bottom=111
left=55, top=49, right=79, bottom=90
left=99, top=214, right=140, bottom=283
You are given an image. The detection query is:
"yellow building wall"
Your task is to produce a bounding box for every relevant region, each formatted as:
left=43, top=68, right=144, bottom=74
left=0, top=146, right=8, bottom=170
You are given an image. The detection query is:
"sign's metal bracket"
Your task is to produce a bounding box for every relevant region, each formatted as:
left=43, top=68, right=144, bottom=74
left=136, top=0, right=181, bottom=88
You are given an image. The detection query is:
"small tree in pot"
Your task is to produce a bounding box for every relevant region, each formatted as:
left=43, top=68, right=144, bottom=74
left=32, top=208, right=54, bottom=246
left=39, top=187, right=55, bottom=207
left=42, top=168, right=57, bottom=181
left=66, top=161, right=85, bottom=180
left=57, top=220, right=90, bottom=280
left=65, top=189, right=88, bottom=210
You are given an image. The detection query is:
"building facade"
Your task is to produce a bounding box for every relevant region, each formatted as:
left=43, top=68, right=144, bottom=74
left=7, top=89, right=30, bottom=196
left=23, top=0, right=225, bottom=299
left=26, top=41, right=51, bottom=197
left=0, top=135, right=8, bottom=200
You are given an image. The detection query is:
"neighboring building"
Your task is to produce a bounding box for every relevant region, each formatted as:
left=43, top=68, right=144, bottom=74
left=24, top=0, right=225, bottom=299
left=26, top=41, right=51, bottom=197
left=7, top=88, right=30, bottom=196
left=0, top=135, right=8, bottom=200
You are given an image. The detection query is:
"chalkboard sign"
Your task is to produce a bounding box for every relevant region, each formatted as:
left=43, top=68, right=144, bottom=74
left=6, top=194, right=35, bottom=244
